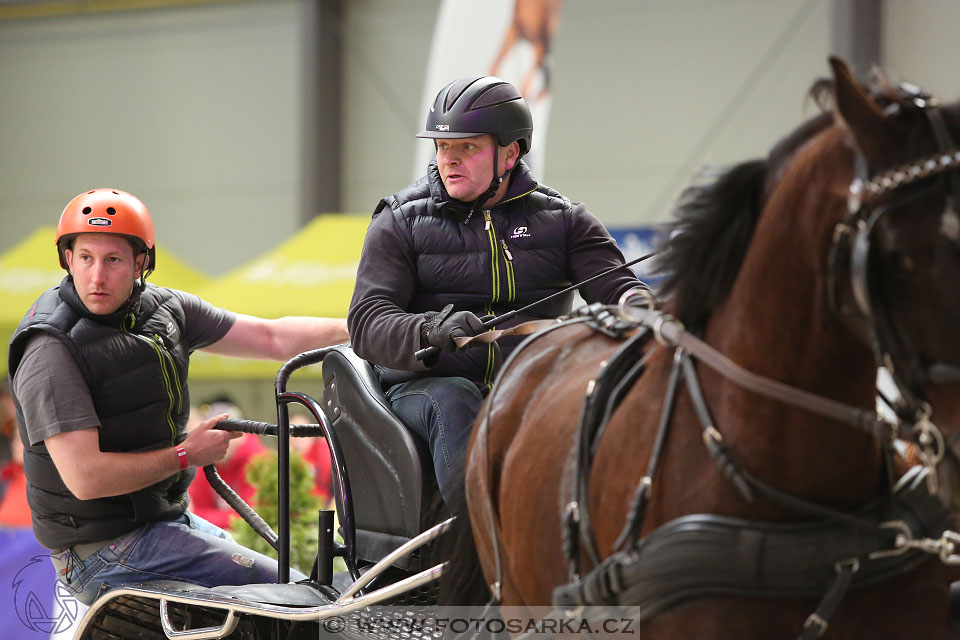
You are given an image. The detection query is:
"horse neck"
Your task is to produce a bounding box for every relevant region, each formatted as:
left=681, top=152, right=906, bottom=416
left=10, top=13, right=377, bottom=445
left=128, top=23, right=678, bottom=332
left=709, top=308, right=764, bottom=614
left=703, top=128, right=885, bottom=508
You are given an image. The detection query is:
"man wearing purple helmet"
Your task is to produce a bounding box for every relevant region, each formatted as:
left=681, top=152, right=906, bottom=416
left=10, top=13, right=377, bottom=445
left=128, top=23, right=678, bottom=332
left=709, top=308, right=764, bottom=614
left=348, top=76, right=639, bottom=503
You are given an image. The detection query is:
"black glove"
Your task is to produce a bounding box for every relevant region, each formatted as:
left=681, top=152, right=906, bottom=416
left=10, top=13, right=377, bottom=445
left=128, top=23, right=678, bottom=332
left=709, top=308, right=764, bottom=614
left=420, top=304, right=484, bottom=352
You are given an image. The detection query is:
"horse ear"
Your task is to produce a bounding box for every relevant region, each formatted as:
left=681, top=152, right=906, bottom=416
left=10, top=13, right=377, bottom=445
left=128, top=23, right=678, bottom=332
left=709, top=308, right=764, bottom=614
left=829, top=56, right=896, bottom=163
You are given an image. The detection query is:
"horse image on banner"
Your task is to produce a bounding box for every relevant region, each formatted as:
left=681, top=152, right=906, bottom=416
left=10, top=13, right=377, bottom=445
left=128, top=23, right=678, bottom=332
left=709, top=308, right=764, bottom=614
left=415, top=0, right=564, bottom=178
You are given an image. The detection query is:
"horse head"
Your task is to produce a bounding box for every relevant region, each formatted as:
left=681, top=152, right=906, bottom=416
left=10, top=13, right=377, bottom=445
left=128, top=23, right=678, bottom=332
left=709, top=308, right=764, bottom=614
left=827, top=57, right=960, bottom=499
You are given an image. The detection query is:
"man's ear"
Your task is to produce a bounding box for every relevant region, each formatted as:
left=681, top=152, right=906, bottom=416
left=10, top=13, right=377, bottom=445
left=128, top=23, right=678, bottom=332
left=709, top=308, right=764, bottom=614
left=503, top=141, right=520, bottom=171
left=134, top=253, right=147, bottom=279
left=63, top=249, right=74, bottom=275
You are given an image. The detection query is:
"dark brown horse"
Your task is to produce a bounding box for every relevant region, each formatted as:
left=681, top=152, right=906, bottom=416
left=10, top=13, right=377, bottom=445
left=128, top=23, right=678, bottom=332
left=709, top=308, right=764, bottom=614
left=458, top=57, right=960, bottom=638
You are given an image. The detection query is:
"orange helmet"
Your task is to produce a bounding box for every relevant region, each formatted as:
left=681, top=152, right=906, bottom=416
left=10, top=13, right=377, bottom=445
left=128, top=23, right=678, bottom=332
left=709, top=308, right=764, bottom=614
left=56, top=188, right=156, bottom=274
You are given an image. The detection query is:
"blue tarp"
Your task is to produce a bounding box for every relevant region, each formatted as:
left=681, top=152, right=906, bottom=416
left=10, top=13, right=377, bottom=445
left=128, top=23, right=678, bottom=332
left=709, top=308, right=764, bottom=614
left=608, top=226, right=665, bottom=289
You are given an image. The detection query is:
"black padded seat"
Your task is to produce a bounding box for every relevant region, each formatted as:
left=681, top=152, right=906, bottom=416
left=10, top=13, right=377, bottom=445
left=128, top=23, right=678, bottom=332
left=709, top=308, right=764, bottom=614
left=321, top=345, right=439, bottom=569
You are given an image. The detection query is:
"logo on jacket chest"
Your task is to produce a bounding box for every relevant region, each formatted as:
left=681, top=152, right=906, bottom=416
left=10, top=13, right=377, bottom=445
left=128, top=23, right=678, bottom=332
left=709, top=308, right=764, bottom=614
left=510, top=226, right=531, bottom=239
left=144, top=320, right=178, bottom=346
left=162, top=321, right=182, bottom=347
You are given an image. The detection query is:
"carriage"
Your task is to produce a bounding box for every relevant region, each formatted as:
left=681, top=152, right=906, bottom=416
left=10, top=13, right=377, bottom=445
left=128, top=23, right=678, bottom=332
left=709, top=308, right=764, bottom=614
left=71, top=57, right=960, bottom=639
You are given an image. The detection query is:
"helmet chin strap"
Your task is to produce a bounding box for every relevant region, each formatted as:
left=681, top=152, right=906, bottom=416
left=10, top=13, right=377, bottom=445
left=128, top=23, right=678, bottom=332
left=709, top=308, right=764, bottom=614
left=468, top=146, right=511, bottom=213
left=121, top=251, right=150, bottom=331
left=121, top=281, right=144, bottom=331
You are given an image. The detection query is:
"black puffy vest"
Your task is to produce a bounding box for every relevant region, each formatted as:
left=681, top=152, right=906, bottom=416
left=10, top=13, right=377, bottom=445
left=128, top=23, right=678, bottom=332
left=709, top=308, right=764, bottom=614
left=387, top=165, right=577, bottom=319
left=8, top=278, right=195, bottom=549
left=381, top=162, right=621, bottom=386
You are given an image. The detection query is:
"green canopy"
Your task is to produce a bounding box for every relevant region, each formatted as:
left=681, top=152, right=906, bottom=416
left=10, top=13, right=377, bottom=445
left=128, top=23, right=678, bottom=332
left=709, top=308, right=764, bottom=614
left=0, top=226, right=211, bottom=376
left=0, top=227, right=65, bottom=336
left=188, top=214, right=369, bottom=379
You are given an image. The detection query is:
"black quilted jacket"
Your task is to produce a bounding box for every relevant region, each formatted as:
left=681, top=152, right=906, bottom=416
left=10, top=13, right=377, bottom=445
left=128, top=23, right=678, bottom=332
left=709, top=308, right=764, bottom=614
left=348, top=160, right=639, bottom=388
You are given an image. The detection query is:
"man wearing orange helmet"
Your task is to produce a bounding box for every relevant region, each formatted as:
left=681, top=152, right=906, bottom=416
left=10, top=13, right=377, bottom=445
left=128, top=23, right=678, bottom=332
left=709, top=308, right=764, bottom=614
left=7, top=188, right=348, bottom=604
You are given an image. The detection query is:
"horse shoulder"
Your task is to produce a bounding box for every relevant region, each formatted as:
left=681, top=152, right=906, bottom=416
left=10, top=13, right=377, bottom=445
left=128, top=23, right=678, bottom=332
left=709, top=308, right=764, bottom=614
left=467, top=323, right=632, bottom=604
left=478, top=323, right=629, bottom=464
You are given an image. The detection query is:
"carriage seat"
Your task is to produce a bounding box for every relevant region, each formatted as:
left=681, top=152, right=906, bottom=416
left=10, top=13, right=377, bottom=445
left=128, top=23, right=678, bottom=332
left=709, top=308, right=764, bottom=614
left=320, top=345, right=440, bottom=570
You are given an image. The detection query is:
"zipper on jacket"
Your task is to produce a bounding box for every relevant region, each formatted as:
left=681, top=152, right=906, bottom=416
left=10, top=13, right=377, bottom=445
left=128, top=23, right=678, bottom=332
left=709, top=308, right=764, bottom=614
left=500, top=239, right=515, bottom=302
left=483, top=211, right=501, bottom=303
left=153, top=334, right=183, bottom=415
left=128, top=332, right=183, bottom=458
left=482, top=212, right=502, bottom=386
left=478, top=187, right=535, bottom=387
left=481, top=210, right=521, bottom=387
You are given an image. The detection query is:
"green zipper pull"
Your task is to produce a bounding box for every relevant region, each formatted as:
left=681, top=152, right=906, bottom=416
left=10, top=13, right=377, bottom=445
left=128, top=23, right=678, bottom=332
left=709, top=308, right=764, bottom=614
left=500, top=239, right=513, bottom=261
left=483, top=210, right=492, bottom=231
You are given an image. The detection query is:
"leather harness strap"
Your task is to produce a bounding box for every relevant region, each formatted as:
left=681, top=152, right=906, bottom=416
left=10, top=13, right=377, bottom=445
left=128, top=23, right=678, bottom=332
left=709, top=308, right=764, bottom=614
left=546, top=300, right=959, bottom=639
left=553, top=467, right=953, bottom=630
left=630, top=309, right=898, bottom=441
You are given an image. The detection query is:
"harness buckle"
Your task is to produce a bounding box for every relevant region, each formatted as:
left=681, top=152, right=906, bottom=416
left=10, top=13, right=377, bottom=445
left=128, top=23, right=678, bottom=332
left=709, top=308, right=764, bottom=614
left=802, top=612, right=828, bottom=637
left=938, top=530, right=960, bottom=565
left=652, top=314, right=680, bottom=348
left=832, top=221, right=855, bottom=244
left=868, top=520, right=913, bottom=560
left=871, top=520, right=960, bottom=564
left=617, top=287, right=656, bottom=323
left=834, top=557, right=860, bottom=574
left=913, top=405, right=946, bottom=495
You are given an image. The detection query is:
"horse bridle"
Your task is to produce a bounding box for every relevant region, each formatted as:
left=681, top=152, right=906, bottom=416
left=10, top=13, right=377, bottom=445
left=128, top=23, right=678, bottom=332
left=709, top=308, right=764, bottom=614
left=828, top=86, right=960, bottom=488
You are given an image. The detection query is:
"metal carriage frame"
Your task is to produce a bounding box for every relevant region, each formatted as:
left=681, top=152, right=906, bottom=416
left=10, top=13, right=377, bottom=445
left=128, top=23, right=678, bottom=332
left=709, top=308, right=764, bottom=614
left=72, top=344, right=452, bottom=640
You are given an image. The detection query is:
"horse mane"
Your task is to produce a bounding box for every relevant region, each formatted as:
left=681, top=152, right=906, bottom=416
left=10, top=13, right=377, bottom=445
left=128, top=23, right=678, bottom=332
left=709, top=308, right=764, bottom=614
left=653, top=82, right=837, bottom=330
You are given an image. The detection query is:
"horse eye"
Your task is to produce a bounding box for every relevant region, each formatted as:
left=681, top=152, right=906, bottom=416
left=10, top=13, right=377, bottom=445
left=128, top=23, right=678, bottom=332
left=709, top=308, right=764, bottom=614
left=897, top=253, right=916, bottom=273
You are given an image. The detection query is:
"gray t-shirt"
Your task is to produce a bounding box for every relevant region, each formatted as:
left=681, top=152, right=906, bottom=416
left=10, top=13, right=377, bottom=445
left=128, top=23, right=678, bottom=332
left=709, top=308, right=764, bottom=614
left=13, top=289, right=235, bottom=447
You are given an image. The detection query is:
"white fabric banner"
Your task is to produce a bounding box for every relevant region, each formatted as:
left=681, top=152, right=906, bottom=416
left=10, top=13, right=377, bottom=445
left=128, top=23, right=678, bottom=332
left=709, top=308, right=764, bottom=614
left=414, top=0, right=564, bottom=181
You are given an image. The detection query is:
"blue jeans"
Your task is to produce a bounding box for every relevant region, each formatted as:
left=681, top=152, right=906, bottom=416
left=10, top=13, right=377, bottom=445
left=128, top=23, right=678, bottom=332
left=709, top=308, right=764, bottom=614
left=385, top=376, right=484, bottom=504
left=52, top=511, right=308, bottom=605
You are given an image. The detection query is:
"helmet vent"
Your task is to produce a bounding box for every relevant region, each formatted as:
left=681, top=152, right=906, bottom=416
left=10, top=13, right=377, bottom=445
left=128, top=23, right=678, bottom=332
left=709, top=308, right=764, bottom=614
left=82, top=207, right=92, bottom=215
left=106, top=207, right=116, bottom=215
left=470, top=83, right=520, bottom=111
left=444, top=76, right=483, bottom=113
